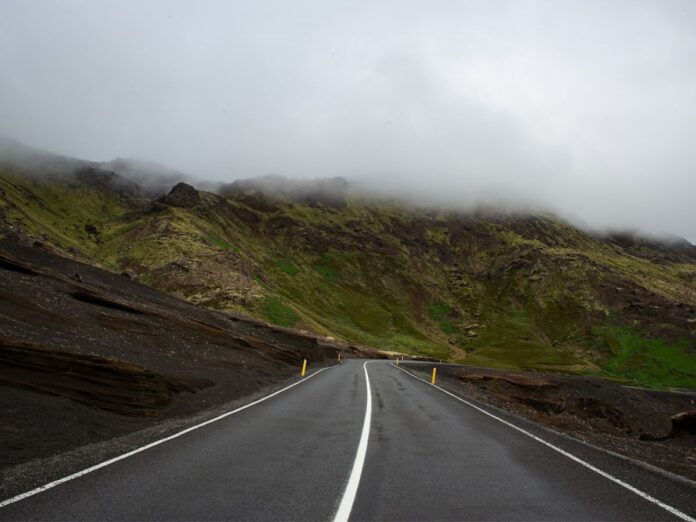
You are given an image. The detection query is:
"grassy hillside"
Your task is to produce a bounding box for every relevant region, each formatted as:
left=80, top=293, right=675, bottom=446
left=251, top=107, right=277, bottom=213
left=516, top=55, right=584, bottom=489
left=1, top=163, right=695, bottom=389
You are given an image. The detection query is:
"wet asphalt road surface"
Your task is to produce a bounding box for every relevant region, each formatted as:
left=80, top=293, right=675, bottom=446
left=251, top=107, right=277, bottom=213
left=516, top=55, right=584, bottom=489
left=1, top=360, right=694, bottom=521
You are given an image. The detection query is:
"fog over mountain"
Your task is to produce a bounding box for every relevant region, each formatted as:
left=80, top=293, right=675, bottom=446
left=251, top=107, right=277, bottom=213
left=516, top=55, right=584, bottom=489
left=1, top=0, right=695, bottom=241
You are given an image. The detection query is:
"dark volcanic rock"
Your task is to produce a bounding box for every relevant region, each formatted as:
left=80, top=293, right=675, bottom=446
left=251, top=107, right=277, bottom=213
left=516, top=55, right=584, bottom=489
left=74, top=167, right=140, bottom=196
left=671, top=410, right=696, bottom=436
left=601, top=230, right=696, bottom=264
left=160, top=182, right=201, bottom=208
left=0, top=337, right=206, bottom=417
left=225, top=175, right=349, bottom=209
left=101, top=157, right=191, bottom=198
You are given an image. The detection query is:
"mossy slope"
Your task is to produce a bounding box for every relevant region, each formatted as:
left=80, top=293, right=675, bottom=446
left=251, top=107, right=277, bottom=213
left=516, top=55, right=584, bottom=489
left=2, top=168, right=695, bottom=388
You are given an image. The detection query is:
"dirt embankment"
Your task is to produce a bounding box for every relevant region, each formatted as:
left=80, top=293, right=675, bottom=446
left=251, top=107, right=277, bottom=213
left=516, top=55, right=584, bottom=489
left=0, top=240, right=380, bottom=472
left=410, top=364, right=696, bottom=481
left=0, top=337, right=213, bottom=416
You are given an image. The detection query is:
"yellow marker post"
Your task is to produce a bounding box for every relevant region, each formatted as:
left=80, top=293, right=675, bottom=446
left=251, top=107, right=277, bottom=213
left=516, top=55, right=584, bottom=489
left=396, top=357, right=399, bottom=366
left=431, top=367, right=437, bottom=384
left=301, top=359, right=307, bottom=377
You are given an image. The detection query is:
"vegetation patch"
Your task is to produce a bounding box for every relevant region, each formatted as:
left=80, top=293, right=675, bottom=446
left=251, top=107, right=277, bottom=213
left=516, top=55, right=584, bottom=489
left=595, top=326, right=696, bottom=389
left=460, top=307, right=586, bottom=371
left=276, top=258, right=300, bottom=276
left=263, top=296, right=299, bottom=327
left=428, top=302, right=457, bottom=335
left=311, top=253, right=345, bottom=282
left=207, top=235, right=235, bottom=251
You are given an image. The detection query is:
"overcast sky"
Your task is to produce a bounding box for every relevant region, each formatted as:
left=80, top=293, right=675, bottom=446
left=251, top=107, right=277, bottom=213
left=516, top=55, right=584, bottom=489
left=1, top=0, right=695, bottom=241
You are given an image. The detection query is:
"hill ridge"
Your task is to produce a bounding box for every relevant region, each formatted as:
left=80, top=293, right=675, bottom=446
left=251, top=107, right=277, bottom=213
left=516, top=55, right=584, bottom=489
left=1, top=143, right=695, bottom=388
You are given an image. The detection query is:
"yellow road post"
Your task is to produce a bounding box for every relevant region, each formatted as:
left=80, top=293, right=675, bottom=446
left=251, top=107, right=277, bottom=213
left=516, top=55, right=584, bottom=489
left=431, top=367, right=437, bottom=384
left=301, top=359, right=307, bottom=377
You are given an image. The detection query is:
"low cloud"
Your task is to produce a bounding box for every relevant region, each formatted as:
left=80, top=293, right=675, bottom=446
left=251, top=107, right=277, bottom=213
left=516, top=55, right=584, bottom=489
left=1, top=0, right=695, bottom=241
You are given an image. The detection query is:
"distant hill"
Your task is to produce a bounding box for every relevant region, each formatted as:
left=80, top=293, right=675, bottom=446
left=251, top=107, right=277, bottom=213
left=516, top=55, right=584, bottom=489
left=1, top=140, right=695, bottom=388
left=100, top=158, right=192, bottom=198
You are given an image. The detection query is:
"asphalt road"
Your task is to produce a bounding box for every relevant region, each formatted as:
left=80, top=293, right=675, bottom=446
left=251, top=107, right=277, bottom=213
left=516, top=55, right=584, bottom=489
left=1, top=360, right=694, bottom=521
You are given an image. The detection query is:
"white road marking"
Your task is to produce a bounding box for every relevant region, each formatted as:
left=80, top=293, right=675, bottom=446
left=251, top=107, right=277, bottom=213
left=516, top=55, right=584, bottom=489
left=0, top=366, right=332, bottom=509
left=394, top=363, right=695, bottom=522
left=333, top=361, right=373, bottom=522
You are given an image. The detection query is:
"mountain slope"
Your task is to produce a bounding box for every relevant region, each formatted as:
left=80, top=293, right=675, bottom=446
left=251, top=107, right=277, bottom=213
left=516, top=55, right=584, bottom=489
left=0, top=238, right=377, bottom=473
left=1, top=145, right=695, bottom=388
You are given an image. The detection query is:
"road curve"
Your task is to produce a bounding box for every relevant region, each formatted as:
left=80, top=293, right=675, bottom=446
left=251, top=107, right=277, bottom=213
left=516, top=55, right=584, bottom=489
left=351, top=362, right=694, bottom=521
left=1, top=359, right=694, bottom=521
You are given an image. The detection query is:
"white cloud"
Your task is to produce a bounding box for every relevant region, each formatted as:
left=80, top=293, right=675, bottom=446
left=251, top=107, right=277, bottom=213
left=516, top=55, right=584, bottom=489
left=1, top=0, right=695, bottom=240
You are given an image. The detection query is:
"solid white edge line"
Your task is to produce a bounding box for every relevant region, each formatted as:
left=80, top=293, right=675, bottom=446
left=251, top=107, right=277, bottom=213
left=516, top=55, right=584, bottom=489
left=392, top=363, right=695, bottom=522
left=0, top=366, right=333, bottom=509
left=333, top=361, right=373, bottom=522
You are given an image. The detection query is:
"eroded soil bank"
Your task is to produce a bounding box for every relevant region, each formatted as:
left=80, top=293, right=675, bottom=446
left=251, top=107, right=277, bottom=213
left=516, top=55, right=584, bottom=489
left=0, top=240, right=379, bottom=480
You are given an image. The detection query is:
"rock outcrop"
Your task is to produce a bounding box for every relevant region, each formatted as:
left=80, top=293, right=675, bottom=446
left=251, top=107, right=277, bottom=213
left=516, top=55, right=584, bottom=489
left=160, top=182, right=200, bottom=208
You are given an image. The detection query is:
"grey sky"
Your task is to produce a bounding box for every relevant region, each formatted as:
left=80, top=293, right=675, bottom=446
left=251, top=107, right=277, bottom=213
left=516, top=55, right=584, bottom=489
left=1, top=0, right=695, bottom=241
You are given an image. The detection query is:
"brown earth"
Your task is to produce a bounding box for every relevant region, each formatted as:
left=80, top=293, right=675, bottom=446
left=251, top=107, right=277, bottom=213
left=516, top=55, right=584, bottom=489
left=0, top=239, right=380, bottom=471
left=411, top=364, right=696, bottom=481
